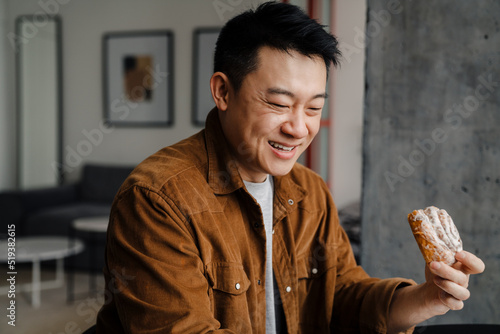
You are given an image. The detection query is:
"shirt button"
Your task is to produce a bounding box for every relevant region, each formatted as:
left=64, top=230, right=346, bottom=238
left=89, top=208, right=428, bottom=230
left=235, top=283, right=241, bottom=290
left=312, top=268, right=318, bottom=275
left=288, top=199, right=294, bottom=205
left=285, top=286, right=291, bottom=293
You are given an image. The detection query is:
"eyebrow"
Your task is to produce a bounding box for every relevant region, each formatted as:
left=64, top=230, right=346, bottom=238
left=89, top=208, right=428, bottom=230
left=266, top=87, right=328, bottom=100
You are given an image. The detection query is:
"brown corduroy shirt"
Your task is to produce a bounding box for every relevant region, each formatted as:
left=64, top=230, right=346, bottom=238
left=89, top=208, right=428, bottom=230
left=96, top=109, right=415, bottom=333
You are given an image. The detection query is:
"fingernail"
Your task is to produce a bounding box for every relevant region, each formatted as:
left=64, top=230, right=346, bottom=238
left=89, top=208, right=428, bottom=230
left=431, top=261, right=441, bottom=270
left=456, top=251, right=466, bottom=260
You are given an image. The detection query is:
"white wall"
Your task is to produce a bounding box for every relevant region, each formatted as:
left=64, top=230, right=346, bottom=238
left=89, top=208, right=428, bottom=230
left=18, top=19, right=60, bottom=189
left=3, top=0, right=366, bottom=207
left=330, top=0, right=366, bottom=208
left=6, top=0, right=267, bottom=183
left=0, top=0, right=16, bottom=191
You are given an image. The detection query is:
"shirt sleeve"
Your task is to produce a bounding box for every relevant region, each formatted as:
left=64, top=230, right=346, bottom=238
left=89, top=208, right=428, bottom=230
left=97, top=185, right=235, bottom=334
left=328, top=190, right=416, bottom=333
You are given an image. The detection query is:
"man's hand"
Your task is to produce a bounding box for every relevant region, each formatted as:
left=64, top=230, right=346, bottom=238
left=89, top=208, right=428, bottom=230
left=387, top=250, right=485, bottom=334
left=423, top=250, right=485, bottom=315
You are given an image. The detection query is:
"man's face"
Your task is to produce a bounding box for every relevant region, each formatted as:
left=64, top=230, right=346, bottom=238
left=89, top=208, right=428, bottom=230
left=219, top=46, right=327, bottom=182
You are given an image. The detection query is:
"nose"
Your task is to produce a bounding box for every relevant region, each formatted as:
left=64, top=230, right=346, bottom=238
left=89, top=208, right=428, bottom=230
left=281, top=110, right=309, bottom=139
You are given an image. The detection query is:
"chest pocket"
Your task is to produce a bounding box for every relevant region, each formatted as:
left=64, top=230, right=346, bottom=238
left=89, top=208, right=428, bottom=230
left=206, top=262, right=251, bottom=295
left=297, top=248, right=337, bottom=280
left=205, top=262, right=252, bottom=331
left=296, top=249, right=337, bottom=332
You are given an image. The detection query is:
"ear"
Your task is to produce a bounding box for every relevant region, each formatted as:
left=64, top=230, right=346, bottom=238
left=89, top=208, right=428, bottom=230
left=210, top=71, right=231, bottom=111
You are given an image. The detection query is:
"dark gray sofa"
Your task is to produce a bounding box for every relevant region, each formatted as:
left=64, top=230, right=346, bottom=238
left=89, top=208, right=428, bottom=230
left=0, top=164, right=134, bottom=271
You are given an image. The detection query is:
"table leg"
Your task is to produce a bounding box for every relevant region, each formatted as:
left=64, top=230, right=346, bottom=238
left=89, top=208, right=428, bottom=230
left=67, top=229, right=75, bottom=303
left=90, top=231, right=98, bottom=291
left=56, top=258, right=64, bottom=285
left=32, top=259, right=41, bottom=308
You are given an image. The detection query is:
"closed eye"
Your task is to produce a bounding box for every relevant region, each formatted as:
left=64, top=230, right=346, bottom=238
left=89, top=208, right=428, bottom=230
left=308, top=106, right=324, bottom=113
left=269, top=102, right=288, bottom=108
left=306, top=107, right=323, bottom=116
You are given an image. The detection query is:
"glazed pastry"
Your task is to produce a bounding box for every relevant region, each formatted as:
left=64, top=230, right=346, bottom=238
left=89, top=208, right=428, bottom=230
left=407, top=206, right=463, bottom=265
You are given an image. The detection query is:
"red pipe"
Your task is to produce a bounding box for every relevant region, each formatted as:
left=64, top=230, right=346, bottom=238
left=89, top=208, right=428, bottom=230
left=304, top=0, right=315, bottom=169
left=308, top=0, right=315, bottom=19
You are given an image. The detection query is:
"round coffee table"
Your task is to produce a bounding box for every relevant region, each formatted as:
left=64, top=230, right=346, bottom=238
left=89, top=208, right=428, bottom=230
left=72, top=216, right=109, bottom=233
left=0, top=236, right=84, bottom=308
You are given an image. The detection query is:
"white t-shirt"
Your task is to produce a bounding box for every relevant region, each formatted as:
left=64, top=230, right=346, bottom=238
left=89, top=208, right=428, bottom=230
left=244, top=176, right=284, bottom=333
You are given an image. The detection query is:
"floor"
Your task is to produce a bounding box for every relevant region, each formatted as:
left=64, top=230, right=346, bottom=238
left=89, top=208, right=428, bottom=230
left=0, top=264, right=103, bottom=334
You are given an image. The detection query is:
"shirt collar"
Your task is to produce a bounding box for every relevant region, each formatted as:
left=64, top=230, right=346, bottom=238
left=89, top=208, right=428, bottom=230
left=205, top=108, right=245, bottom=195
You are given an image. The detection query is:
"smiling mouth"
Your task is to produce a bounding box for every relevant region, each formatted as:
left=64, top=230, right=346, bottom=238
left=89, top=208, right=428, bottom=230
left=269, top=141, right=295, bottom=152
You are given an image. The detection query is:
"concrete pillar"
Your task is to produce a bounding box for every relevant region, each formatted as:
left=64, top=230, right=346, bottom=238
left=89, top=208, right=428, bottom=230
left=361, top=0, right=499, bottom=325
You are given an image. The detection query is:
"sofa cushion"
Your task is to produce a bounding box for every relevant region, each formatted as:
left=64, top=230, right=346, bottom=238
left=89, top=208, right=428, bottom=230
left=80, top=164, right=134, bottom=203
left=0, top=192, right=23, bottom=233
left=22, top=202, right=111, bottom=236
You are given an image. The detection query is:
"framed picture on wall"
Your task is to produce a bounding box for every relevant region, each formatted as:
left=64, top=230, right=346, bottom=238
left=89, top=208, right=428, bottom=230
left=103, top=30, right=174, bottom=127
left=192, top=28, right=220, bottom=126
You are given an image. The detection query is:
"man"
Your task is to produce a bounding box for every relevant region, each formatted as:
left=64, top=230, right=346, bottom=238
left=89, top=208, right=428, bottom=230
left=96, top=2, right=484, bottom=333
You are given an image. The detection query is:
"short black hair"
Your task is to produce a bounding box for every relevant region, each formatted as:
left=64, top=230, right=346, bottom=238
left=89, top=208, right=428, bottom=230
left=214, top=1, right=341, bottom=92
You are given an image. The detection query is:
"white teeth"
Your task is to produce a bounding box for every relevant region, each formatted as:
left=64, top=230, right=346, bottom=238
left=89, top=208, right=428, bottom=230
left=269, top=141, right=294, bottom=152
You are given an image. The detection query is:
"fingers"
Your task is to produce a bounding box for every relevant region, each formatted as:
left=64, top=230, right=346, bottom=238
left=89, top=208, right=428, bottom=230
left=437, top=290, right=465, bottom=311
left=425, top=251, right=485, bottom=314
left=430, top=261, right=468, bottom=288
left=429, top=261, right=470, bottom=310
left=433, top=275, right=470, bottom=302
left=455, top=250, right=486, bottom=275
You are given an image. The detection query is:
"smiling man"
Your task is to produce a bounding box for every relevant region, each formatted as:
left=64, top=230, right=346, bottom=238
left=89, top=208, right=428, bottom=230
left=213, top=45, right=327, bottom=182
left=97, top=2, right=484, bottom=334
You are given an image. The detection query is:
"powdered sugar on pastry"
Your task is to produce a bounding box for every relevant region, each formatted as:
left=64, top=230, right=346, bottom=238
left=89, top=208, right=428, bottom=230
left=408, top=206, right=463, bottom=265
